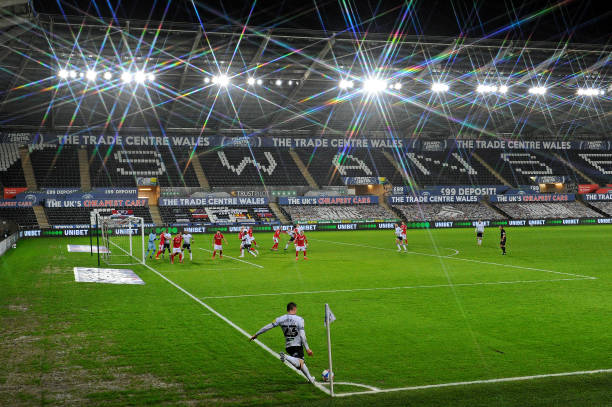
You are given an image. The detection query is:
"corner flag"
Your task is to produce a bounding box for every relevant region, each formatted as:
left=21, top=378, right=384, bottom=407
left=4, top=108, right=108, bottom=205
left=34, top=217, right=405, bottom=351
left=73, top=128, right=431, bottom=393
left=324, top=303, right=336, bottom=327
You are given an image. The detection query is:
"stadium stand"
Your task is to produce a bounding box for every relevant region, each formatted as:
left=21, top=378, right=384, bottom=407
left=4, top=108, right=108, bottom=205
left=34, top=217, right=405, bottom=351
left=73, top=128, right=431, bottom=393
left=44, top=207, right=153, bottom=226
left=492, top=202, right=601, bottom=219
left=558, top=151, right=612, bottom=184
left=159, top=205, right=277, bottom=225
left=0, top=207, right=38, bottom=227
left=392, top=203, right=506, bottom=221
left=295, top=148, right=403, bottom=186
left=0, top=143, right=26, bottom=187
left=282, top=204, right=397, bottom=222
left=475, top=150, right=583, bottom=185
left=400, top=150, right=498, bottom=186
left=199, top=147, right=307, bottom=186
left=29, top=145, right=81, bottom=187
left=88, top=146, right=200, bottom=187
left=586, top=201, right=612, bottom=216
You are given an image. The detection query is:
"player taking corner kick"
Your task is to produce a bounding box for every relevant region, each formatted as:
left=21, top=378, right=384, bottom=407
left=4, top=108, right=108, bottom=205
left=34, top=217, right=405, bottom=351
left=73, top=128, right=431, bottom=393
left=249, top=302, right=316, bottom=383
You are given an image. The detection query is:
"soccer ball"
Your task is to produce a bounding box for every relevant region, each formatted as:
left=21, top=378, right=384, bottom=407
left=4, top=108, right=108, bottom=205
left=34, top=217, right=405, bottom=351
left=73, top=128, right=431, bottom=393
left=322, top=369, right=334, bottom=382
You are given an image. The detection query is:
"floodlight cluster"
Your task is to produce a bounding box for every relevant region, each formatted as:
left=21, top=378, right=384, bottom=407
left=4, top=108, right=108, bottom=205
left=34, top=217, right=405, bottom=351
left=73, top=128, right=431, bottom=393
left=363, top=78, right=388, bottom=94
left=528, top=86, right=547, bottom=95
left=476, top=84, right=508, bottom=94
left=576, top=88, right=605, bottom=96
left=58, top=68, right=155, bottom=84
left=431, top=83, right=450, bottom=92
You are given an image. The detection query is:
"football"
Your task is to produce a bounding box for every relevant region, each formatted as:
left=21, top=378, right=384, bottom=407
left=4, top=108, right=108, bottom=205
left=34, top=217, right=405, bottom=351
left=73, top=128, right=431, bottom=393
left=322, top=369, right=334, bottom=382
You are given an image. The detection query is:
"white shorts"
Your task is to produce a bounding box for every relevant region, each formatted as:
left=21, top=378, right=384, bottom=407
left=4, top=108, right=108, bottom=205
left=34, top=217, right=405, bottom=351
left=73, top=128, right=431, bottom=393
left=273, top=237, right=279, bottom=243
left=214, top=244, right=223, bottom=250
left=172, top=247, right=182, bottom=254
left=296, top=246, right=306, bottom=252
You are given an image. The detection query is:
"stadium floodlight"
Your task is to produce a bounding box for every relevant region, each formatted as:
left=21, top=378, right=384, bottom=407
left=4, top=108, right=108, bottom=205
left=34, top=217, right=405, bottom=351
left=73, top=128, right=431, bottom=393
left=256, top=78, right=263, bottom=85
left=275, top=79, right=282, bottom=86
left=134, top=71, right=146, bottom=83
left=392, top=83, right=402, bottom=90
left=103, top=72, right=112, bottom=80
left=363, top=78, right=387, bottom=94
left=58, top=69, right=69, bottom=79
left=247, top=77, right=256, bottom=85
left=68, top=70, right=77, bottom=79
left=212, top=74, right=230, bottom=87
left=528, top=86, right=547, bottom=95
left=476, top=84, right=497, bottom=93
left=339, top=79, right=354, bottom=89
left=576, top=88, right=604, bottom=96
left=85, top=70, right=97, bottom=81
left=121, top=72, right=133, bottom=83
left=431, top=83, right=449, bottom=92
left=499, top=85, right=509, bottom=94
left=147, top=73, right=155, bottom=82
left=204, top=77, right=210, bottom=84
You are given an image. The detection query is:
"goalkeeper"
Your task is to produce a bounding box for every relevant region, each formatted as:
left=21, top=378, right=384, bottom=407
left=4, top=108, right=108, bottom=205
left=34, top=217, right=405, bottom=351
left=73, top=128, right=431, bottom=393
left=145, top=230, right=157, bottom=260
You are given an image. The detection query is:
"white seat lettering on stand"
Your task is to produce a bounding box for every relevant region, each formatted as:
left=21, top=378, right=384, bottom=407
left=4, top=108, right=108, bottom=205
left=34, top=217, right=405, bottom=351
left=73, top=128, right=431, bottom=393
left=332, top=154, right=373, bottom=176
left=115, top=150, right=166, bottom=176
left=500, top=153, right=553, bottom=175
left=217, top=151, right=277, bottom=175
left=578, top=153, right=612, bottom=175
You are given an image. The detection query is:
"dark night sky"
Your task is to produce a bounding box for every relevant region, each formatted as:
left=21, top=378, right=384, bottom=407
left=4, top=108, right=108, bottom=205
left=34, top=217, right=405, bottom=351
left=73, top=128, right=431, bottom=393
left=33, top=0, right=611, bottom=44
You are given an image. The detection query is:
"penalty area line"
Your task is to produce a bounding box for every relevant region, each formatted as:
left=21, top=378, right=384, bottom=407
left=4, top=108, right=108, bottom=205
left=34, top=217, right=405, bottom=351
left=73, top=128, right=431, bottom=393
left=201, top=277, right=592, bottom=299
left=198, top=248, right=264, bottom=268
left=310, top=238, right=597, bottom=280
left=334, top=368, right=612, bottom=397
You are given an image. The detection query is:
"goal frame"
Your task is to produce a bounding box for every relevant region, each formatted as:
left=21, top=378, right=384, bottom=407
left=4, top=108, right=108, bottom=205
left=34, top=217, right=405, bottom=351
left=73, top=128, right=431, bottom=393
left=97, top=214, right=145, bottom=266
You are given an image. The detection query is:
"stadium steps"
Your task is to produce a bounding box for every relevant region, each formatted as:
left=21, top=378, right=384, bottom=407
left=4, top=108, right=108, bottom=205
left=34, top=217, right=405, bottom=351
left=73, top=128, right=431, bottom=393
left=552, top=152, right=597, bottom=185
left=484, top=200, right=512, bottom=219
left=387, top=204, right=407, bottom=222
left=18, top=146, right=37, bottom=190
left=77, top=148, right=91, bottom=191
left=378, top=200, right=400, bottom=221
left=269, top=202, right=289, bottom=224
left=471, top=151, right=512, bottom=187
left=148, top=205, right=163, bottom=226
left=190, top=155, right=210, bottom=190
left=578, top=198, right=609, bottom=217
left=382, top=150, right=419, bottom=188
left=33, top=205, right=49, bottom=228
left=289, top=149, right=318, bottom=188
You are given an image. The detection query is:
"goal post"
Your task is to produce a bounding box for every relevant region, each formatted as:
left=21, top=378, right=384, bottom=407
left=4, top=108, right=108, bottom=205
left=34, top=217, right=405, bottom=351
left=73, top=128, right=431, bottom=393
left=98, top=214, right=145, bottom=265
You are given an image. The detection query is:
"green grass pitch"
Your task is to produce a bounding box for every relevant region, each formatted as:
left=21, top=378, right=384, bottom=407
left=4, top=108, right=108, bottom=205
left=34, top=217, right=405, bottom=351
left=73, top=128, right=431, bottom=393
left=2, top=226, right=612, bottom=406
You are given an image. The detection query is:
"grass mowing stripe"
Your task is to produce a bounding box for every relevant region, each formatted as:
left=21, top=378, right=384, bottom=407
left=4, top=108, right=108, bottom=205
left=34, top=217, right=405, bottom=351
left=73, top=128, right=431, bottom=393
left=200, top=277, right=593, bottom=299
left=310, top=238, right=597, bottom=279
left=198, top=248, right=264, bottom=268
left=334, top=368, right=612, bottom=397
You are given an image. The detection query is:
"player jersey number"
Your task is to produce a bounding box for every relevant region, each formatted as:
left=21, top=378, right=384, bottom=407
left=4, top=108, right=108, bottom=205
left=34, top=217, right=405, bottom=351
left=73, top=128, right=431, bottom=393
left=282, top=325, right=298, bottom=338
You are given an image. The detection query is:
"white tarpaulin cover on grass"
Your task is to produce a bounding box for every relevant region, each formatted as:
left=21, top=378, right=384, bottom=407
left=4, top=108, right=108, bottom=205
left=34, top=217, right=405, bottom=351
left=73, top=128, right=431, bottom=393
left=68, top=244, right=109, bottom=253
left=73, top=267, right=145, bottom=285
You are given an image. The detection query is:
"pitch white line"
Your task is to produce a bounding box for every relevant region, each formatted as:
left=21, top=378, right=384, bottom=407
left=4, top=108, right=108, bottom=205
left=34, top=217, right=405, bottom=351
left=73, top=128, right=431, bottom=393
left=198, top=248, right=264, bottom=268
left=201, top=277, right=592, bottom=299
left=334, top=368, right=612, bottom=397
left=321, top=382, right=380, bottom=391
left=109, top=239, right=326, bottom=394
left=310, top=238, right=597, bottom=280
left=444, top=247, right=460, bottom=256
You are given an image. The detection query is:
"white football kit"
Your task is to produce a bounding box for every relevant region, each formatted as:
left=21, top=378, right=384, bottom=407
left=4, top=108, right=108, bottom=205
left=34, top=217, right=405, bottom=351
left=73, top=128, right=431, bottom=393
left=395, top=226, right=403, bottom=239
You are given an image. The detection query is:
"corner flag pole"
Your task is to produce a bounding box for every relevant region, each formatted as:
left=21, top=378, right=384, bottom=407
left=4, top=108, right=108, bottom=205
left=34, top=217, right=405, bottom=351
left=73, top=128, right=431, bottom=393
left=325, top=303, right=334, bottom=397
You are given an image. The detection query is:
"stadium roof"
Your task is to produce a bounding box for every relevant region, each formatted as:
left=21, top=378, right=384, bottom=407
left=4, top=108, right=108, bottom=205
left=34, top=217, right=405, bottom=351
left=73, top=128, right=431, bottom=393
left=0, top=2, right=609, bottom=139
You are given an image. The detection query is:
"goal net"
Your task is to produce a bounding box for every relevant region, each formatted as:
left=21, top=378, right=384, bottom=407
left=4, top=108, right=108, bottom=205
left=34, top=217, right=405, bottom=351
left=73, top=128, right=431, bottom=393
left=98, top=215, right=145, bottom=265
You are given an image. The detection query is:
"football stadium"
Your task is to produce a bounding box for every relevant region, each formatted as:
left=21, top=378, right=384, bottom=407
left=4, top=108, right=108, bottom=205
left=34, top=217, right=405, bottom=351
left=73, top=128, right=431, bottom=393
left=1, top=0, right=611, bottom=405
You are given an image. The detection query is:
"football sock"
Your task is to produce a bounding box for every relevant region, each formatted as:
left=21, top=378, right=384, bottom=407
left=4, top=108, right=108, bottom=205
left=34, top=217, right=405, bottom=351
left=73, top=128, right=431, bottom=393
left=301, top=363, right=313, bottom=381
left=402, top=245, right=407, bottom=250
left=283, top=354, right=301, bottom=369
left=249, top=250, right=257, bottom=257
left=241, top=249, right=244, bottom=256
left=397, top=244, right=401, bottom=250
left=189, top=252, right=192, bottom=260
left=212, top=250, right=216, bottom=258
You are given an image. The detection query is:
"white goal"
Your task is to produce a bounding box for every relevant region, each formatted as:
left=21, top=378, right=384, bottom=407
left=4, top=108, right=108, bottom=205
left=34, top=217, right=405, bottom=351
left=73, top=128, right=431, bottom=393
left=98, top=215, right=145, bottom=265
